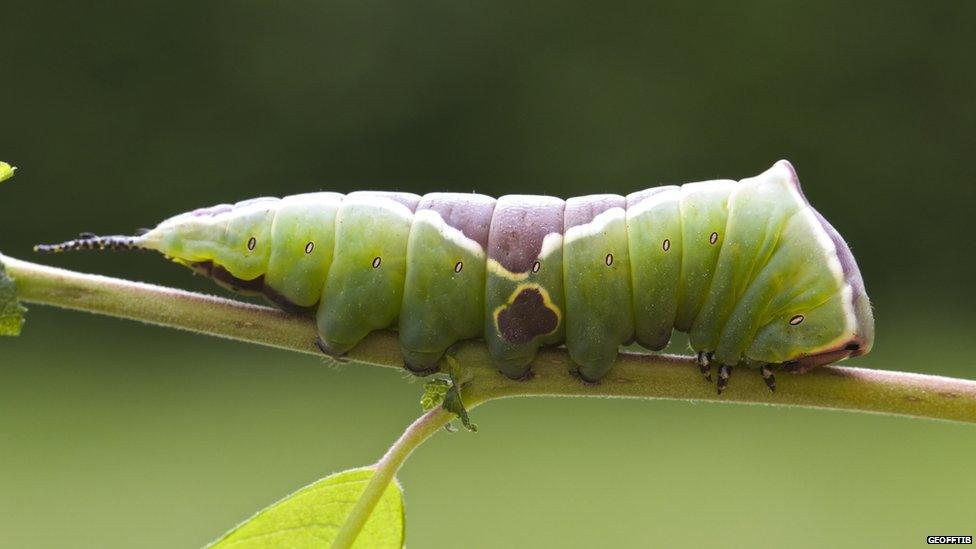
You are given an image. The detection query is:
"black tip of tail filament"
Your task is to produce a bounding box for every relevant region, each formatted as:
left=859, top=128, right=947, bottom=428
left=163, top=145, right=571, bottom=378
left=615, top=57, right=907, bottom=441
left=34, top=233, right=144, bottom=253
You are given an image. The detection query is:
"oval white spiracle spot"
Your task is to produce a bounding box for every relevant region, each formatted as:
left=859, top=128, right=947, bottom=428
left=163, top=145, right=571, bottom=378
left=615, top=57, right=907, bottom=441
left=605, top=253, right=614, bottom=266
left=372, top=256, right=382, bottom=269
left=454, top=261, right=463, bottom=273
left=247, top=237, right=257, bottom=251
left=789, top=314, right=805, bottom=326
left=531, top=261, right=541, bottom=273
left=662, top=238, right=671, bottom=252
left=709, top=232, right=718, bottom=245
left=304, top=241, right=315, bottom=254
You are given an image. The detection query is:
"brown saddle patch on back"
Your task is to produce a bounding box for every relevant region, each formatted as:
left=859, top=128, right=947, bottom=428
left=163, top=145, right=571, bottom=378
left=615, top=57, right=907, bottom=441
left=496, top=287, right=559, bottom=344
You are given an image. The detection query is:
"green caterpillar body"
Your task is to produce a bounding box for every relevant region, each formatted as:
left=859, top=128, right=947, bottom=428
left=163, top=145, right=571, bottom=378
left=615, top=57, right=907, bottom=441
left=37, top=161, right=874, bottom=389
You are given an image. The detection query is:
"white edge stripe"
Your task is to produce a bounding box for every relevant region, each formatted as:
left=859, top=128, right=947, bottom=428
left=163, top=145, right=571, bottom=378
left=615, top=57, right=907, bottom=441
left=679, top=179, right=736, bottom=198
left=412, top=209, right=485, bottom=258
left=564, top=207, right=626, bottom=245
left=626, top=189, right=681, bottom=219
left=342, top=194, right=414, bottom=222
left=539, top=232, right=563, bottom=259
left=799, top=207, right=859, bottom=342
left=805, top=284, right=858, bottom=355
left=800, top=207, right=845, bottom=286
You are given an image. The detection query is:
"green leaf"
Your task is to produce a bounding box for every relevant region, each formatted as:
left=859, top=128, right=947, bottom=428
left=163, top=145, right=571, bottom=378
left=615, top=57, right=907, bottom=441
left=0, top=259, right=27, bottom=336
left=0, top=161, right=15, bottom=184
left=208, top=467, right=404, bottom=549
left=421, top=378, right=451, bottom=411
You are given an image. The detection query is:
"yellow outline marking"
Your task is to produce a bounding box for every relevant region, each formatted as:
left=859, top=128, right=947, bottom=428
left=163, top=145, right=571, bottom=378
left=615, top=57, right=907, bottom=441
left=487, top=258, right=531, bottom=281
left=492, top=282, right=562, bottom=339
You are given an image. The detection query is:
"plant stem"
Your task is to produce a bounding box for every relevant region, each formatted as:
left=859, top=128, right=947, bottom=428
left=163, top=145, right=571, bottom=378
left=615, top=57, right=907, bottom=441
left=6, top=254, right=976, bottom=547
left=331, top=406, right=456, bottom=549
left=4, top=253, right=976, bottom=424
left=0, top=254, right=403, bottom=369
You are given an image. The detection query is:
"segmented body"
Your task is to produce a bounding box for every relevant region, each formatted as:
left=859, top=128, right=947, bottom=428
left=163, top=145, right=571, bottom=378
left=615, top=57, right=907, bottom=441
left=38, top=161, right=874, bottom=384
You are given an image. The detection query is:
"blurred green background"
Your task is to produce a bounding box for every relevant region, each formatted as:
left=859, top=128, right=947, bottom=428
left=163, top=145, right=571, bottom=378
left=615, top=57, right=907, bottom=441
left=2, top=1, right=975, bottom=547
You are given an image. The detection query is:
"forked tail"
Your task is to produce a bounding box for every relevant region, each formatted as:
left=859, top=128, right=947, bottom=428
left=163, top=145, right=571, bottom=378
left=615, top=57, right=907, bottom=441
left=34, top=232, right=148, bottom=253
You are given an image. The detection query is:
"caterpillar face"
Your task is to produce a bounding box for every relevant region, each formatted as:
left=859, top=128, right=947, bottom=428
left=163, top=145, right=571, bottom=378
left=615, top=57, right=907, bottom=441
left=774, top=207, right=874, bottom=372
left=36, top=160, right=875, bottom=392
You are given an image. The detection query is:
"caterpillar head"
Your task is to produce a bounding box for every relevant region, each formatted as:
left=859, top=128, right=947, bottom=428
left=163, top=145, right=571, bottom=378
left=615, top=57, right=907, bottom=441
left=776, top=235, right=874, bottom=373
left=752, top=161, right=875, bottom=372
left=752, top=287, right=873, bottom=374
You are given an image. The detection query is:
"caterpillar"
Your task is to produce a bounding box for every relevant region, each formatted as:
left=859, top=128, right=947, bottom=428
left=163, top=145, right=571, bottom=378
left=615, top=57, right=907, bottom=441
left=36, top=160, right=874, bottom=393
